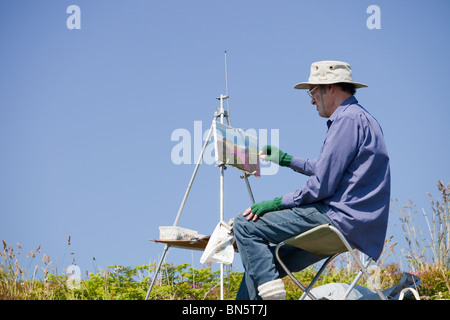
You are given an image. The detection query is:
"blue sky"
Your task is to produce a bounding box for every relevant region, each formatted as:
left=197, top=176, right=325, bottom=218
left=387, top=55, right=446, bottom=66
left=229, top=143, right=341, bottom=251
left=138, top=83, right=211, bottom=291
left=1, top=0, right=449, bottom=279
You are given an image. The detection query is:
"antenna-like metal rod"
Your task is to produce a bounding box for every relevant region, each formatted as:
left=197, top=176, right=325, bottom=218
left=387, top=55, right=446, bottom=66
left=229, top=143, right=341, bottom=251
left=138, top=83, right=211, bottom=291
left=224, top=51, right=229, bottom=97
left=224, top=51, right=231, bottom=126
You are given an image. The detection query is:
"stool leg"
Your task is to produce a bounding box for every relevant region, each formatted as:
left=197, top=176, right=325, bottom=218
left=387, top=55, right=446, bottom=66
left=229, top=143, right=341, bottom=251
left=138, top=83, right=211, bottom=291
left=350, top=253, right=386, bottom=300
left=275, top=242, right=317, bottom=300
left=299, top=253, right=339, bottom=300
left=342, top=258, right=371, bottom=300
left=328, top=226, right=387, bottom=300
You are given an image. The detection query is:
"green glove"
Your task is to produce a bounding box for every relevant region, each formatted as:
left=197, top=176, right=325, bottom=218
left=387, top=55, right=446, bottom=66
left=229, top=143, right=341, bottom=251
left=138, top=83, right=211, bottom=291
left=251, top=197, right=284, bottom=217
left=260, top=145, right=292, bottom=167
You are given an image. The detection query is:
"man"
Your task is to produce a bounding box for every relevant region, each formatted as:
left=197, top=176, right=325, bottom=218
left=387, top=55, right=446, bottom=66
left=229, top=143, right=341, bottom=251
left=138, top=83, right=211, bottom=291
left=233, top=61, right=390, bottom=300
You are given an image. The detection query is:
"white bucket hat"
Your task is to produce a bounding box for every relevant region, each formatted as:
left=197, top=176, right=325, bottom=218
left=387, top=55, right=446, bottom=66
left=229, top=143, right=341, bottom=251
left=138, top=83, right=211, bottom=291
left=294, top=60, right=367, bottom=89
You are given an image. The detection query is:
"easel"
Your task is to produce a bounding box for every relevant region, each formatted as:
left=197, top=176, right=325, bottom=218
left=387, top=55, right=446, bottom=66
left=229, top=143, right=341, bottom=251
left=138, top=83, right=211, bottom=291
left=145, top=93, right=256, bottom=300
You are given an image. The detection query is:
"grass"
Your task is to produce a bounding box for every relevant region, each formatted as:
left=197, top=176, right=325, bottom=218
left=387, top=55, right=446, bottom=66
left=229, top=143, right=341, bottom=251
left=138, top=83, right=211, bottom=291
left=396, top=180, right=450, bottom=299
left=1, top=180, right=449, bottom=300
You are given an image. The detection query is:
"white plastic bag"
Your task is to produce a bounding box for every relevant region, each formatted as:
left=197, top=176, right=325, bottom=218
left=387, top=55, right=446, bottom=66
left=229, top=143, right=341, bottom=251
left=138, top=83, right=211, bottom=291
left=200, top=219, right=235, bottom=265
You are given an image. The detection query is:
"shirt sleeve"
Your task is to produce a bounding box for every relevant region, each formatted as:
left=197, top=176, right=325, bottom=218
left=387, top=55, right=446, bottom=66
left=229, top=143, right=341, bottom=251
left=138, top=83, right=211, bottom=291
left=282, top=116, right=361, bottom=208
left=290, top=156, right=317, bottom=176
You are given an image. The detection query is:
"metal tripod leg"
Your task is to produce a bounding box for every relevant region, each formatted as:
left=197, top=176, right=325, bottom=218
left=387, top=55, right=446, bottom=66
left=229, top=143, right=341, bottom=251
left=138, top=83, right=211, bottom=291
left=145, top=120, right=215, bottom=300
left=242, top=173, right=255, bottom=204
left=145, top=243, right=169, bottom=300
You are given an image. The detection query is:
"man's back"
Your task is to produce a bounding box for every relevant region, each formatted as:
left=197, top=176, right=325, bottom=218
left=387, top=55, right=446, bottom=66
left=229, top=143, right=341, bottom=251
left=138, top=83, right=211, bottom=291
left=323, top=97, right=390, bottom=261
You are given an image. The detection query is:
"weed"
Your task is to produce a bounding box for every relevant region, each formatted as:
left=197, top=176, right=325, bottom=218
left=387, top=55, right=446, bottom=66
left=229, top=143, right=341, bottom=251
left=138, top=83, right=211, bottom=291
left=398, top=180, right=450, bottom=297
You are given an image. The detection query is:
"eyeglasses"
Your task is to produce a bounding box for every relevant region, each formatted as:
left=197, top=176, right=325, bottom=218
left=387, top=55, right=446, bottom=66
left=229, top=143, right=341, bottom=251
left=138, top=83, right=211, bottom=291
left=307, top=86, right=320, bottom=99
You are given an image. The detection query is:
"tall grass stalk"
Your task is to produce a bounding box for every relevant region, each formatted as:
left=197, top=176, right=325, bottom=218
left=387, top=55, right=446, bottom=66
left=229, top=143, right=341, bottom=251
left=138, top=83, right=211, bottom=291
left=399, top=180, right=450, bottom=296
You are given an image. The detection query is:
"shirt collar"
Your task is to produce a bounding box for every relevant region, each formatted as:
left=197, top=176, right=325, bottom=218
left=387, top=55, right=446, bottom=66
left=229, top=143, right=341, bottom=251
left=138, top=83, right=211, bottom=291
left=327, top=96, right=358, bottom=128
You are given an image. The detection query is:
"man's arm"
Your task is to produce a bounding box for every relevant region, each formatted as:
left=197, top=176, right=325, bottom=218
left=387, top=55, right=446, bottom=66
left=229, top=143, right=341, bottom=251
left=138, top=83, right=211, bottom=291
left=289, top=156, right=317, bottom=176
left=282, top=116, right=360, bottom=208
left=259, top=145, right=317, bottom=175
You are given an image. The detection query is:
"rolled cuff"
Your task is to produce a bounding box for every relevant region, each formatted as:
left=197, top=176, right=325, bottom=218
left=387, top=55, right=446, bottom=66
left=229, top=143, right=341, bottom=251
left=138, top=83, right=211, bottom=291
left=281, top=193, right=296, bottom=209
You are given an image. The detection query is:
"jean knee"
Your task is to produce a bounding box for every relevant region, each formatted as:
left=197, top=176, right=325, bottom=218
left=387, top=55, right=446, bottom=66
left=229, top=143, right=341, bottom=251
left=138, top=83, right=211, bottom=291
left=233, top=212, right=247, bottom=237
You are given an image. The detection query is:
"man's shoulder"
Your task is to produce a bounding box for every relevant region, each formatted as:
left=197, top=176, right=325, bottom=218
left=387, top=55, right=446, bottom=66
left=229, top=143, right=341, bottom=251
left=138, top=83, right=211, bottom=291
left=338, top=101, right=383, bottom=135
left=339, top=102, right=371, bottom=121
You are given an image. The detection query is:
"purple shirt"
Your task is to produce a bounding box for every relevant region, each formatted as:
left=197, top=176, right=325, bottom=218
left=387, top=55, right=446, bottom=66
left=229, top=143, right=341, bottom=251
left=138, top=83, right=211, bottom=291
left=282, top=96, right=390, bottom=260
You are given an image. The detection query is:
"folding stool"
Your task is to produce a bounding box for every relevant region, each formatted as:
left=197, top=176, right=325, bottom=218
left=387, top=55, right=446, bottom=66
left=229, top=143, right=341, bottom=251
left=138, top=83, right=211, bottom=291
left=275, top=223, right=387, bottom=300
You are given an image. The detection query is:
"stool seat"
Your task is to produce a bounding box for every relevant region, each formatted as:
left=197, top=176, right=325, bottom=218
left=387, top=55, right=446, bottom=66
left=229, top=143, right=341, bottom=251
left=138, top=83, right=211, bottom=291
left=275, top=223, right=386, bottom=300
left=283, top=224, right=348, bottom=256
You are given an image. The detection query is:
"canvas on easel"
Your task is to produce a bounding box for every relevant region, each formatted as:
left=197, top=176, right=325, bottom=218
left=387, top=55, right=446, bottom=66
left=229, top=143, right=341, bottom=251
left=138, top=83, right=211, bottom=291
left=213, top=121, right=260, bottom=177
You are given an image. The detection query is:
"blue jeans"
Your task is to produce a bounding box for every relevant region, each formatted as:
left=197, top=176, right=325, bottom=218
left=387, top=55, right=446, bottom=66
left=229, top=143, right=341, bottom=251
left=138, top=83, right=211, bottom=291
left=233, top=203, right=334, bottom=300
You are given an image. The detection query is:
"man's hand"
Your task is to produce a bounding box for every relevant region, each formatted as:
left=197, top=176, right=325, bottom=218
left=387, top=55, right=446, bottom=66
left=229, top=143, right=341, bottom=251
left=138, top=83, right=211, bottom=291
left=243, top=207, right=259, bottom=221
left=243, top=197, right=283, bottom=221
left=259, top=145, right=293, bottom=167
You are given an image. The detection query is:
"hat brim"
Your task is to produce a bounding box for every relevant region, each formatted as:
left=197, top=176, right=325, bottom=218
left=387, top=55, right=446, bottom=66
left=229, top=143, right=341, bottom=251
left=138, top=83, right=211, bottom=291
left=294, top=81, right=368, bottom=89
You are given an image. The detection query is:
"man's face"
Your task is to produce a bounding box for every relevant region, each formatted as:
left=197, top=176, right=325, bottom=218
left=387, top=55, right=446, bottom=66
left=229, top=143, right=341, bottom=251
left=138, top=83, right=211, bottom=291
left=308, top=85, right=331, bottom=118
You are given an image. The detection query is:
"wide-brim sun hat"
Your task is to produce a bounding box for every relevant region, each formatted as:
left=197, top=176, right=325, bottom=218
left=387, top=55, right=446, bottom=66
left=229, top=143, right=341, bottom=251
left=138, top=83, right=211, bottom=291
left=294, top=60, right=368, bottom=89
